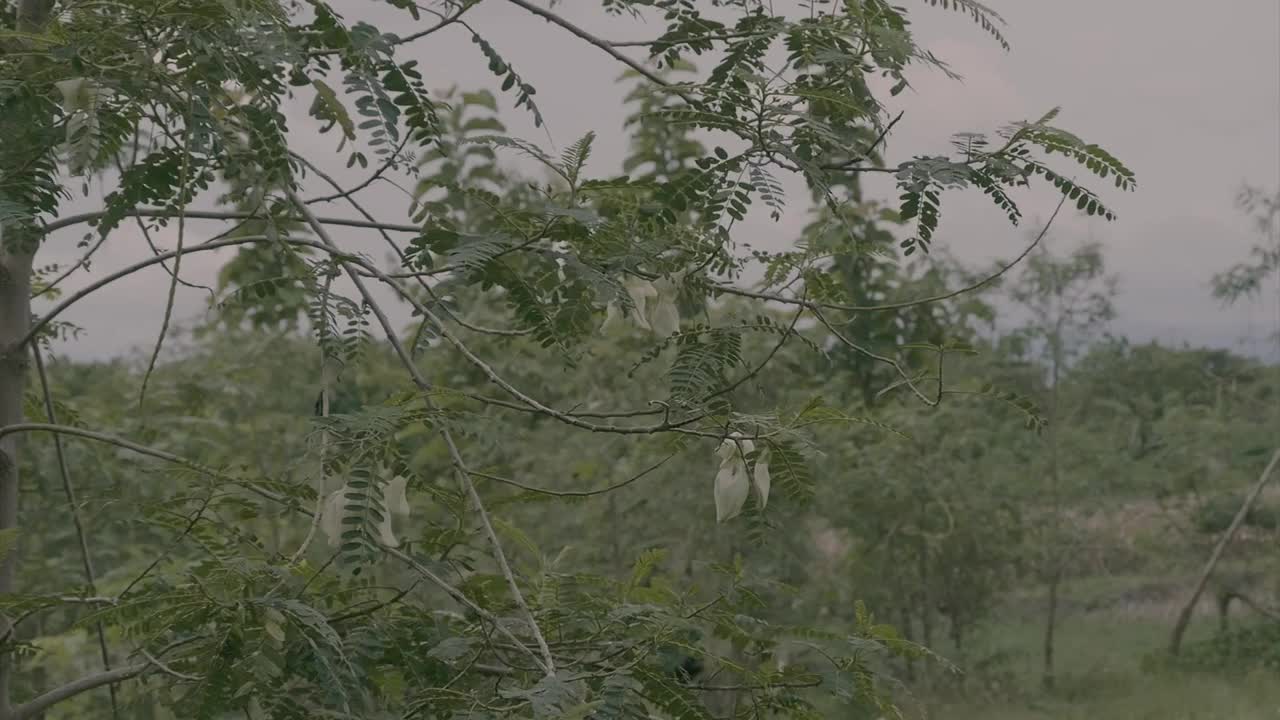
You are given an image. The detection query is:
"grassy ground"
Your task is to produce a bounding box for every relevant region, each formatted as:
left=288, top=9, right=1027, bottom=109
left=905, top=577, right=1280, bottom=719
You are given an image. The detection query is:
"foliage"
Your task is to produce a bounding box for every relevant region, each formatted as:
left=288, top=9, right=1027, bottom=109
left=0, top=1, right=1141, bottom=719
left=1157, top=622, right=1280, bottom=675
left=1212, top=185, right=1280, bottom=306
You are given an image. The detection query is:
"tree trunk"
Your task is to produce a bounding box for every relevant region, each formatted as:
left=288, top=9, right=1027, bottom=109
left=1037, top=325, right=1063, bottom=692
left=2, top=4, right=57, bottom=715
left=0, top=229, right=35, bottom=719
left=898, top=602, right=916, bottom=683
left=916, top=542, right=933, bottom=687
left=1169, top=449, right=1280, bottom=655
left=1041, top=565, right=1061, bottom=691
left=950, top=612, right=964, bottom=657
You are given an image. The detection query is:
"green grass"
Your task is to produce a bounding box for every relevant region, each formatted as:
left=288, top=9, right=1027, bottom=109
left=902, top=579, right=1280, bottom=719
left=926, top=671, right=1280, bottom=720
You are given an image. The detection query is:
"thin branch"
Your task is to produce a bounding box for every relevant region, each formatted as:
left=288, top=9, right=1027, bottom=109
left=608, top=30, right=770, bottom=48
left=285, top=185, right=559, bottom=677
left=0, top=424, right=281, bottom=507
left=39, top=208, right=420, bottom=236
left=113, top=148, right=214, bottom=299
left=393, top=2, right=477, bottom=46
left=136, top=648, right=199, bottom=682
left=306, top=0, right=475, bottom=57
left=10, top=664, right=148, bottom=720
left=29, top=348, right=119, bottom=718
left=15, top=235, right=270, bottom=356
left=138, top=116, right=193, bottom=407
left=0, top=425, right=549, bottom=676
left=810, top=307, right=938, bottom=407
left=7, top=634, right=205, bottom=720
left=503, top=0, right=695, bottom=103
left=382, top=547, right=548, bottom=674
left=29, top=234, right=107, bottom=299
left=713, top=190, right=1070, bottom=314
left=468, top=452, right=677, bottom=498
left=290, top=152, right=531, bottom=337
left=303, top=135, right=410, bottom=206
left=285, top=267, right=337, bottom=569
left=818, top=110, right=904, bottom=171
left=700, top=302, right=805, bottom=403
left=327, top=580, right=420, bottom=624
left=686, top=678, right=822, bottom=691
left=1170, top=448, right=1280, bottom=654
left=17, top=230, right=719, bottom=439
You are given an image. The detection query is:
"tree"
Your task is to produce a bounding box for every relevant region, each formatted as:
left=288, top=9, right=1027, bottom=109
left=1004, top=240, right=1117, bottom=691
left=1213, top=185, right=1280, bottom=358
left=0, top=1, right=1133, bottom=717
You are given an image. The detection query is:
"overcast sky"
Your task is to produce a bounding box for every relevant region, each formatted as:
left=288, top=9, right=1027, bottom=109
left=36, top=0, right=1280, bottom=363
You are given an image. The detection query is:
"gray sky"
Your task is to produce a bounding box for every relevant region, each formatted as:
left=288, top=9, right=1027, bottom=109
left=36, top=1, right=1280, bottom=362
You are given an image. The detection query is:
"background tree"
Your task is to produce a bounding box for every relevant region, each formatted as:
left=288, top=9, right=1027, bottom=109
left=1004, top=240, right=1117, bottom=690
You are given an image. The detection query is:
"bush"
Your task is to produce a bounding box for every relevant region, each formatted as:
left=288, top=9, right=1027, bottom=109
left=1193, top=494, right=1280, bottom=534
left=1151, top=622, right=1280, bottom=674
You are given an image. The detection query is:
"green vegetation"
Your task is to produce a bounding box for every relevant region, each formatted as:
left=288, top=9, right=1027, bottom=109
left=1, top=1, right=1277, bottom=719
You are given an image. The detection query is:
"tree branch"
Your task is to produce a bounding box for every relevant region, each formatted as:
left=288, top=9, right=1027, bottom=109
left=468, top=452, right=676, bottom=498
left=503, top=0, right=694, bottom=103
left=284, top=186, right=559, bottom=677
left=10, top=664, right=147, bottom=720
left=20, top=220, right=733, bottom=446
left=40, top=208, right=419, bottom=236
left=30, top=348, right=119, bottom=718
left=0, top=423, right=281, bottom=506
left=712, top=189, right=1069, bottom=314
left=1170, top=448, right=1280, bottom=655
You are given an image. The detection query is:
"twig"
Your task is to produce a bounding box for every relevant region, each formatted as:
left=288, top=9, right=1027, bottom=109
left=819, top=110, right=904, bottom=170
left=290, top=152, right=531, bottom=337
left=713, top=189, right=1070, bottom=313
left=686, top=678, right=822, bottom=691
left=701, top=302, right=805, bottom=402
left=810, top=307, right=938, bottom=407
left=303, top=135, right=410, bottom=206
left=138, top=112, right=193, bottom=408
left=0, top=425, right=550, bottom=675
left=608, top=30, right=771, bottom=48
left=503, top=0, right=695, bottom=104
left=468, top=452, right=677, bottom=498
left=28, top=234, right=107, bottom=299
left=382, top=546, right=549, bottom=674
left=327, top=580, right=420, bottom=624
left=283, top=263, right=338, bottom=570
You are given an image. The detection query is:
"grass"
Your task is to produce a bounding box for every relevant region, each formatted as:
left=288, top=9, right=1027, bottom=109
left=900, top=577, right=1280, bottom=719
left=927, top=671, right=1280, bottom=720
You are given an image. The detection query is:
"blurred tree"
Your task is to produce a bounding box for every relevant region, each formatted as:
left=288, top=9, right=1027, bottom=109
left=1005, top=239, right=1117, bottom=691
